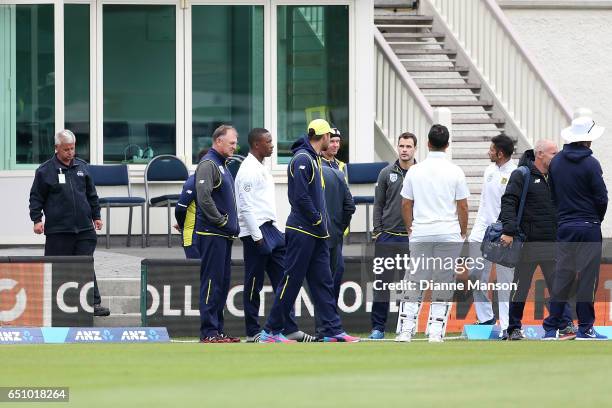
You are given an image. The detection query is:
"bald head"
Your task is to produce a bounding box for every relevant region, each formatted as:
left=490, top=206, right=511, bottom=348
left=534, top=139, right=558, bottom=173
left=535, top=139, right=555, bottom=154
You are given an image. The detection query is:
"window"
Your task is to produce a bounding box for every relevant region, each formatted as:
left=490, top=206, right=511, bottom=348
left=191, top=6, right=264, bottom=162
left=65, top=4, right=90, bottom=162
left=14, top=4, right=55, bottom=166
left=276, top=5, right=349, bottom=164
left=103, top=5, right=176, bottom=164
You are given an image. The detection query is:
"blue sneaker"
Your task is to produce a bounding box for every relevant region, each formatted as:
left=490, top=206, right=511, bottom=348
left=368, top=329, right=385, bottom=340
left=576, top=328, right=607, bottom=341
left=542, top=329, right=558, bottom=341
left=258, top=330, right=296, bottom=343
left=322, top=332, right=360, bottom=343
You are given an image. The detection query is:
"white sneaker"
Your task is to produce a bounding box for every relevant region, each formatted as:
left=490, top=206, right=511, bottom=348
left=428, top=335, right=444, bottom=343
left=395, top=331, right=412, bottom=342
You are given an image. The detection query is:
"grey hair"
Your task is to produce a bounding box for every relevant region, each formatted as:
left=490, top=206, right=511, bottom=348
left=55, top=129, right=76, bottom=146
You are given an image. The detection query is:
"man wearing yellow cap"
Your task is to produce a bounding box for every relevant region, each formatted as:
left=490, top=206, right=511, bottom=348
left=259, top=119, right=359, bottom=343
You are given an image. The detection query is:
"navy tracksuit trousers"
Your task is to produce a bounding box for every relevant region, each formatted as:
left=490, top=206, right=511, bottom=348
left=198, top=235, right=233, bottom=338
left=543, top=222, right=602, bottom=333
left=264, top=229, right=343, bottom=337
left=183, top=234, right=200, bottom=259
left=314, top=241, right=345, bottom=337
left=329, top=242, right=345, bottom=300
left=371, top=232, right=409, bottom=332
left=241, top=222, right=298, bottom=337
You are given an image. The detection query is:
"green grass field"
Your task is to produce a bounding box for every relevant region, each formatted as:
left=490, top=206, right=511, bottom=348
left=2, top=340, right=611, bottom=407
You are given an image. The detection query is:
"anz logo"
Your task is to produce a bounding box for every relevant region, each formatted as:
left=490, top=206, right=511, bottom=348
left=120, top=330, right=150, bottom=341
left=74, top=330, right=103, bottom=341
left=0, top=330, right=34, bottom=342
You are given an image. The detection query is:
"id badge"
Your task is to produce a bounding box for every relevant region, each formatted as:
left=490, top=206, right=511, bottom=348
left=58, top=174, right=66, bottom=184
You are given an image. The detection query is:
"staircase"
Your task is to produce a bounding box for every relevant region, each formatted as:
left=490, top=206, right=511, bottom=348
left=374, top=1, right=510, bottom=224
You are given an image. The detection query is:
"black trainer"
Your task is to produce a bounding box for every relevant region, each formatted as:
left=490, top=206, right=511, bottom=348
left=93, top=304, right=110, bottom=317
left=500, top=329, right=509, bottom=340
left=508, top=329, right=524, bottom=341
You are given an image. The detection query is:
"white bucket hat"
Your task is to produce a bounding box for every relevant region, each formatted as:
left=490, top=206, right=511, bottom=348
left=560, top=116, right=605, bottom=143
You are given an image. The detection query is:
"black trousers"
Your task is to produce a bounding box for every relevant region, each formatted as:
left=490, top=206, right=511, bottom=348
left=44, top=230, right=102, bottom=305
left=508, top=259, right=572, bottom=332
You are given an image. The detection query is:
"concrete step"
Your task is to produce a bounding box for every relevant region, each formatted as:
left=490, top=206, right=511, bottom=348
left=469, top=184, right=483, bottom=195
left=468, top=198, right=481, bottom=209
left=377, top=24, right=434, bottom=31
left=459, top=165, right=490, bottom=177
left=97, top=278, right=140, bottom=297
left=453, top=128, right=505, bottom=133
left=393, top=48, right=457, bottom=55
left=387, top=41, right=445, bottom=46
left=100, top=296, right=140, bottom=314
left=375, top=9, right=419, bottom=17
left=423, top=92, right=479, bottom=97
left=375, top=16, right=433, bottom=24
left=466, top=174, right=485, bottom=181
left=413, top=76, right=469, bottom=80
left=93, top=313, right=141, bottom=327
left=404, top=65, right=469, bottom=72
left=430, top=100, right=493, bottom=107
left=382, top=32, right=445, bottom=39
left=453, top=118, right=505, bottom=125
left=452, top=141, right=495, bottom=149
left=374, top=0, right=417, bottom=8
left=452, top=150, right=491, bottom=160
left=401, top=59, right=457, bottom=64
left=453, top=156, right=491, bottom=165
left=452, top=110, right=494, bottom=115
left=419, top=83, right=481, bottom=90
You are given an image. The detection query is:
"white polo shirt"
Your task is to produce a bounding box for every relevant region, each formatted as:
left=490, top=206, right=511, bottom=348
left=401, top=151, right=470, bottom=237
left=469, top=159, right=517, bottom=242
left=235, top=153, right=278, bottom=240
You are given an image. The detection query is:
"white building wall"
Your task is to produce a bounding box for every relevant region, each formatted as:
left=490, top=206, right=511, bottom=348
left=500, top=3, right=612, bottom=236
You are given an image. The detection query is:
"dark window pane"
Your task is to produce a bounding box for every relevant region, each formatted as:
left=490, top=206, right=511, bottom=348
left=191, top=6, right=264, bottom=162
left=64, top=4, right=90, bottom=162
left=276, top=6, right=349, bottom=164
left=103, top=5, right=176, bottom=163
left=15, top=4, right=55, bottom=165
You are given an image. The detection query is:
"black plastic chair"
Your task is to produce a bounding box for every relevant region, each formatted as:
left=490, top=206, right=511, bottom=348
left=347, top=162, right=389, bottom=241
left=88, top=164, right=146, bottom=249
left=144, top=155, right=189, bottom=247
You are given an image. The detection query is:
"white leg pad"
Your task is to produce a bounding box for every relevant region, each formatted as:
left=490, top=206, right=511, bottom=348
left=396, top=301, right=421, bottom=335
left=426, top=302, right=452, bottom=339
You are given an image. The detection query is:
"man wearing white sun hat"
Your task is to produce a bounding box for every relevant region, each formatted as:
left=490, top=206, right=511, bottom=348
left=542, top=114, right=608, bottom=340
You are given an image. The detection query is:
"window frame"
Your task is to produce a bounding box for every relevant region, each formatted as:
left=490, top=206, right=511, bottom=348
left=1, top=0, right=364, bottom=178
left=269, top=0, right=354, bottom=176
left=185, top=0, right=268, bottom=169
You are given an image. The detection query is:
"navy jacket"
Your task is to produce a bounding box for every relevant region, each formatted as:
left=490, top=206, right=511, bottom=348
left=195, top=148, right=239, bottom=238
left=29, top=155, right=101, bottom=235
left=175, top=174, right=198, bottom=246
left=549, top=143, right=608, bottom=224
left=323, top=166, right=355, bottom=247
left=286, top=136, right=330, bottom=238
